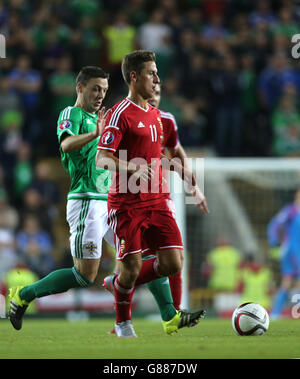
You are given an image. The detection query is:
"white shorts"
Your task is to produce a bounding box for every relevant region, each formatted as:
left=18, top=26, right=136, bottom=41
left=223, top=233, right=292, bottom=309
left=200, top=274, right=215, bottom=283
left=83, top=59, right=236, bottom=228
left=66, top=199, right=114, bottom=259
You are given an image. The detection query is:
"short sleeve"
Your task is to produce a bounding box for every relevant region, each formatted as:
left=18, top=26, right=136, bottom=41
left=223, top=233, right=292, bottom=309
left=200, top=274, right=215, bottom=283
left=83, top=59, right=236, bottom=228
left=57, top=107, right=83, bottom=144
left=161, top=111, right=180, bottom=149
left=97, top=107, right=127, bottom=153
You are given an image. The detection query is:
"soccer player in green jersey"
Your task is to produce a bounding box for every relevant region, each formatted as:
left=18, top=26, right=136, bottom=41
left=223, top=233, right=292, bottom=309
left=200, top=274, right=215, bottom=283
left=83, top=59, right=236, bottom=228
left=8, top=66, right=114, bottom=330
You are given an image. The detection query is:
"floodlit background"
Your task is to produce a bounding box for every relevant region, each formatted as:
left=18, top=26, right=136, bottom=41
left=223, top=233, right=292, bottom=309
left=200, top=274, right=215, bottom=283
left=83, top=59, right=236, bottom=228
left=1, top=0, right=300, bottom=319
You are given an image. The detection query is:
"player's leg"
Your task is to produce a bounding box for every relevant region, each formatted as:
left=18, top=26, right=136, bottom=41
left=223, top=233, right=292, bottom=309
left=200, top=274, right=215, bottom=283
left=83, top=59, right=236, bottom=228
left=145, top=249, right=183, bottom=323
left=271, top=275, right=292, bottom=319
left=111, top=253, right=141, bottom=337
left=8, top=199, right=103, bottom=330
left=271, top=252, right=294, bottom=319
left=105, top=208, right=150, bottom=337
left=163, top=198, right=183, bottom=310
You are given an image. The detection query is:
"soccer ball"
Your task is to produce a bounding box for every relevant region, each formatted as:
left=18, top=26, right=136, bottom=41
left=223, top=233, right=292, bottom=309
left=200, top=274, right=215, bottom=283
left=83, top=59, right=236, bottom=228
left=232, top=302, right=269, bottom=336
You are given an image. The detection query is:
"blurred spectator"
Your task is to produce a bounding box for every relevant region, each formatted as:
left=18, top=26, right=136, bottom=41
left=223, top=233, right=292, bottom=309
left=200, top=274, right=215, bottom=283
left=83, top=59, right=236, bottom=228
left=239, top=54, right=258, bottom=116
left=200, top=13, right=229, bottom=46
left=138, top=8, right=172, bottom=53
left=229, top=13, right=254, bottom=56
left=31, top=160, right=60, bottom=220
left=258, top=53, right=299, bottom=110
left=210, top=54, right=243, bottom=156
left=271, top=7, right=298, bottom=40
left=176, top=29, right=198, bottom=72
left=13, top=141, right=33, bottom=204
left=0, top=188, right=18, bottom=231
left=249, top=0, right=277, bottom=28
left=16, top=214, right=55, bottom=278
left=71, top=16, right=101, bottom=69
left=251, top=31, right=270, bottom=73
left=6, top=12, right=34, bottom=57
left=20, top=187, right=51, bottom=234
left=0, top=1, right=8, bottom=35
left=239, top=54, right=259, bottom=155
left=181, top=53, right=209, bottom=100
left=0, top=187, right=19, bottom=279
left=8, top=54, right=42, bottom=142
left=103, top=12, right=136, bottom=67
left=0, top=77, right=21, bottom=119
left=69, top=0, right=101, bottom=22
left=103, top=11, right=136, bottom=88
left=1, top=266, right=39, bottom=313
left=179, top=101, right=206, bottom=147
left=271, top=94, right=300, bottom=156
left=0, top=110, right=23, bottom=178
left=183, top=7, right=203, bottom=34
left=205, top=239, right=241, bottom=292
left=39, top=29, right=67, bottom=73
left=48, top=55, right=76, bottom=118
left=238, top=254, right=272, bottom=310
left=159, top=77, right=184, bottom=127
left=127, top=0, right=148, bottom=28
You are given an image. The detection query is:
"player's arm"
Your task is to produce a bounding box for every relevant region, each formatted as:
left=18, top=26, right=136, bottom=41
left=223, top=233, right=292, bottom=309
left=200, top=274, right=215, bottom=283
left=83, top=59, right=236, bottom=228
left=163, top=142, right=209, bottom=214
left=96, top=149, right=155, bottom=182
left=61, top=107, right=106, bottom=153
left=161, top=152, right=209, bottom=214
left=267, top=205, right=291, bottom=246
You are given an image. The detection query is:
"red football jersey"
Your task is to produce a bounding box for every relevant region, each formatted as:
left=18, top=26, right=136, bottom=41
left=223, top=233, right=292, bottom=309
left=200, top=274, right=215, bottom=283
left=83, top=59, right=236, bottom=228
left=98, top=97, right=166, bottom=209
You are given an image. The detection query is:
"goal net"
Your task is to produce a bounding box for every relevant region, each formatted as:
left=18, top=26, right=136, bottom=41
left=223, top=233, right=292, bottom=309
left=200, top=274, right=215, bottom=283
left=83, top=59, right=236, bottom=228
left=171, top=158, right=300, bottom=311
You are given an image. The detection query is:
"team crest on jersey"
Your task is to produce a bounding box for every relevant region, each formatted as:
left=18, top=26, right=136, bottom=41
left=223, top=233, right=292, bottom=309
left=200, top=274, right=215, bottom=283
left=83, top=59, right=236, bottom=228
left=59, top=120, right=72, bottom=130
left=83, top=241, right=98, bottom=256
left=102, top=131, right=114, bottom=145
left=120, top=239, right=126, bottom=254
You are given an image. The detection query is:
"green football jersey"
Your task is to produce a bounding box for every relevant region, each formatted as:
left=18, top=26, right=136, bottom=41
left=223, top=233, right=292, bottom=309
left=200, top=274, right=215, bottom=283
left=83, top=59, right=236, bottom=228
left=57, top=106, right=111, bottom=201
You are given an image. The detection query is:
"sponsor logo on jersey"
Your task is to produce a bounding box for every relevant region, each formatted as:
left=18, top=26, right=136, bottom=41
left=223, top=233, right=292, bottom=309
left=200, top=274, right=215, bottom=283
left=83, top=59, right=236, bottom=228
left=59, top=120, right=72, bottom=130
left=137, top=121, right=145, bottom=128
left=102, top=131, right=114, bottom=145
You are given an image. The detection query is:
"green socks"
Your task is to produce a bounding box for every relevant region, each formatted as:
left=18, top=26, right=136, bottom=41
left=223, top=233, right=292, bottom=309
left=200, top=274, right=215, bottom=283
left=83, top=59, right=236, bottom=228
left=20, top=267, right=93, bottom=303
left=19, top=265, right=177, bottom=324
left=146, top=277, right=177, bottom=321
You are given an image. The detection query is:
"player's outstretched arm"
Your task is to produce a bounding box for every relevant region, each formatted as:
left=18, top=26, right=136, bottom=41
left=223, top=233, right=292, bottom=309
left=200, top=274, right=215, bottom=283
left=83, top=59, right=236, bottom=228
left=96, top=149, right=154, bottom=182
left=161, top=152, right=209, bottom=214
left=61, top=107, right=106, bottom=153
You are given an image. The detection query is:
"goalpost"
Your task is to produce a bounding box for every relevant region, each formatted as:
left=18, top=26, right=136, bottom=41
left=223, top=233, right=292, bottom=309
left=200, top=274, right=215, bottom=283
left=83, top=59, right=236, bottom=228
left=171, top=157, right=300, bottom=310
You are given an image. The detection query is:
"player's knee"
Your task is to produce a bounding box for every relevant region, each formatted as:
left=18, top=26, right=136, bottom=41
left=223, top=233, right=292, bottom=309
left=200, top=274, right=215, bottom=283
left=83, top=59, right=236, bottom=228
left=126, top=264, right=140, bottom=283
left=74, top=258, right=100, bottom=284
left=78, top=269, right=97, bottom=283
left=158, top=260, right=181, bottom=277
left=74, top=264, right=98, bottom=283
left=120, top=255, right=141, bottom=284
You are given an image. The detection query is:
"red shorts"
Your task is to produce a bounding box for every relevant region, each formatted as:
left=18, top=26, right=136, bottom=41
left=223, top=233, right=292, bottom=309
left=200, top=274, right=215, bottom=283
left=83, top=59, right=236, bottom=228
left=108, top=199, right=183, bottom=261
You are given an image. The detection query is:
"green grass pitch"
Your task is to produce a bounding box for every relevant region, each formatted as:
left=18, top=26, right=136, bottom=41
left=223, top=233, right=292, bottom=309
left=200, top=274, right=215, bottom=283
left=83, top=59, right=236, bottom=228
left=1, top=318, right=300, bottom=359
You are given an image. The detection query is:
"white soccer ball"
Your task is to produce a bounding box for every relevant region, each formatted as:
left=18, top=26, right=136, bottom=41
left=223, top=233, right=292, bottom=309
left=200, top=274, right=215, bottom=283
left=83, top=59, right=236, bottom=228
left=232, top=302, right=270, bottom=336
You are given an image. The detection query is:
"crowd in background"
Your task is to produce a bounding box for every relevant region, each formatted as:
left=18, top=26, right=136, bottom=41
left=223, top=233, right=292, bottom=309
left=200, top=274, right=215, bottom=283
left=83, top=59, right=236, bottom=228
left=1, top=0, right=300, bottom=284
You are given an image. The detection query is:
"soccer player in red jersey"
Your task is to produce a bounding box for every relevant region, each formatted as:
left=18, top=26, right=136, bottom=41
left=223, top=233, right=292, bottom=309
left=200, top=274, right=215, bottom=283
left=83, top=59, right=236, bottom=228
left=96, top=51, right=208, bottom=337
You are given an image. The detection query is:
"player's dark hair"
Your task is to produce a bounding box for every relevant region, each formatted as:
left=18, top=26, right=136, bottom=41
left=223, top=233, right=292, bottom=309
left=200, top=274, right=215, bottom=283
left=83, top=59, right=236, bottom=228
left=76, top=66, right=109, bottom=86
left=121, top=50, right=156, bottom=86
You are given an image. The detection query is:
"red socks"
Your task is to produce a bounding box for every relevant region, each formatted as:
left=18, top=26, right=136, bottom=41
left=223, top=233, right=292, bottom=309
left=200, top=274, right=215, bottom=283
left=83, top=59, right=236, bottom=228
left=114, top=258, right=161, bottom=323
left=168, top=271, right=182, bottom=310
left=135, top=257, right=161, bottom=286
left=113, top=277, right=135, bottom=324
